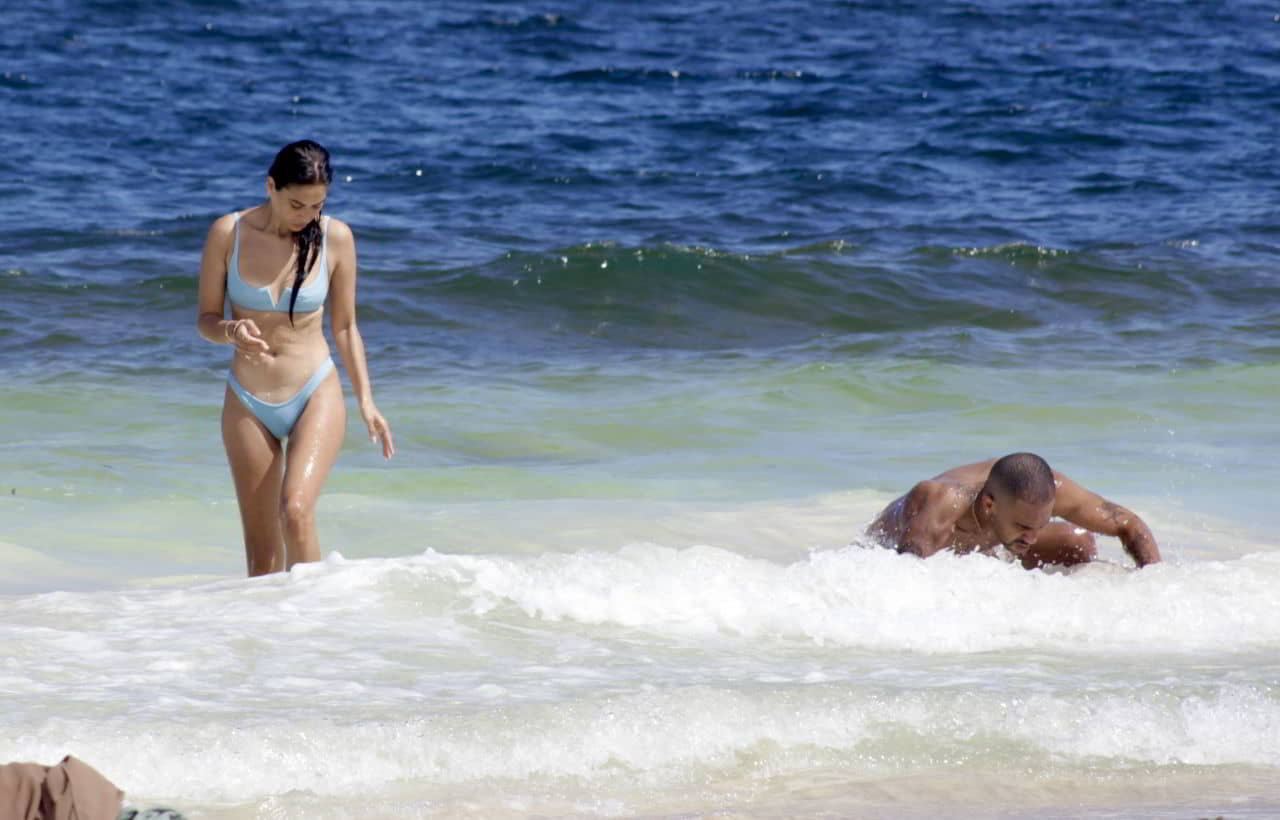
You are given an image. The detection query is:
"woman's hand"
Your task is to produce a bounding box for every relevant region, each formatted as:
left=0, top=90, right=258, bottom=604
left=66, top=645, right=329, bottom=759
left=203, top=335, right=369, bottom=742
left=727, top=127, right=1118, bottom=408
left=228, top=319, right=271, bottom=359
left=360, top=400, right=395, bottom=459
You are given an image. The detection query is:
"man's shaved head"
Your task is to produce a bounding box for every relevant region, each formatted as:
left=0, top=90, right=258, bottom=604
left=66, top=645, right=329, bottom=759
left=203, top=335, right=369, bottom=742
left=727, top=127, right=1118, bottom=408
left=986, top=452, right=1055, bottom=505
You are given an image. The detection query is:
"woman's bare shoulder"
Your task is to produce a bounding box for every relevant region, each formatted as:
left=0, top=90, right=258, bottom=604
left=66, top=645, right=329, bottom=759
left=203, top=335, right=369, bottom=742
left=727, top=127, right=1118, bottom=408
left=205, top=211, right=241, bottom=242
left=325, top=215, right=355, bottom=244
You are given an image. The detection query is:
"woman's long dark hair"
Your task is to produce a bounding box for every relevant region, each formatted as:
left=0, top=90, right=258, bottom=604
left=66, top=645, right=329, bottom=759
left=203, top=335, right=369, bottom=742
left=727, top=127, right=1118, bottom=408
left=268, top=140, right=333, bottom=324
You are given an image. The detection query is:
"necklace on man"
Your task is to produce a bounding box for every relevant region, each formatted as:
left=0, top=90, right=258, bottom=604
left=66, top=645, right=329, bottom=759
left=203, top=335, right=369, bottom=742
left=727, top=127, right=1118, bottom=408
left=966, top=496, right=984, bottom=544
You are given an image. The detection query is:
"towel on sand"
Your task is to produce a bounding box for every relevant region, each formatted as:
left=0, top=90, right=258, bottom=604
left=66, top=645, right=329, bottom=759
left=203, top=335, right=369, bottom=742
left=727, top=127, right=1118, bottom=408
left=0, top=755, right=122, bottom=820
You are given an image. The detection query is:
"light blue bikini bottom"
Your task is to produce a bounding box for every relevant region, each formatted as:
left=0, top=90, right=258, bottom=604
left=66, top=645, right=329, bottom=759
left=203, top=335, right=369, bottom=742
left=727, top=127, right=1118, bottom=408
left=227, top=358, right=335, bottom=440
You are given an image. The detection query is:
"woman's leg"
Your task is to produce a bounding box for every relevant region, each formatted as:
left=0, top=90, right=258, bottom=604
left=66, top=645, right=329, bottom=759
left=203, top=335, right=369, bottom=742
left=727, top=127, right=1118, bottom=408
left=279, top=370, right=346, bottom=569
left=221, top=385, right=286, bottom=576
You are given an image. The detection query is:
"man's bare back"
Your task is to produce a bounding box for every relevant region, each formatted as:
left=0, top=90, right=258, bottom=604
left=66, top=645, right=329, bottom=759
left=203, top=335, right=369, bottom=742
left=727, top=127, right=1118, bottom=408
left=867, top=454, right=1161, bottom=569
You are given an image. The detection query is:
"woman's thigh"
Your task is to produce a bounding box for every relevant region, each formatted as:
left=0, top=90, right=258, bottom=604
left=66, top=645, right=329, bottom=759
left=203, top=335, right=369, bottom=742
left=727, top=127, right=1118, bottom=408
left=221, top=385, right=285, bottom=570
left=281, top=371, right=346, bottom=509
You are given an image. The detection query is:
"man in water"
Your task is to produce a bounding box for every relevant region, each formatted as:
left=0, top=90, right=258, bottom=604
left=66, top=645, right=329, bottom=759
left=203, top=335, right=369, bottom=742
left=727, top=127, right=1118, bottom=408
left=867, top=452, right=1161, bottom=569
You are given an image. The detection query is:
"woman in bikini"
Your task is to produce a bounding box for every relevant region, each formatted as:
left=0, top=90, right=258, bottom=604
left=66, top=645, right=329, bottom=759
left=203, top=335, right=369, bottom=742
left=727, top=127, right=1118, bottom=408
left=197, top=140, right=394, bottom=576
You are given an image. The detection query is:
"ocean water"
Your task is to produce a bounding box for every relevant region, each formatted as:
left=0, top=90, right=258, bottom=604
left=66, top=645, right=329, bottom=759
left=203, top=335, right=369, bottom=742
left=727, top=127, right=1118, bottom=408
left=2, top=1, right=1278, bottom=818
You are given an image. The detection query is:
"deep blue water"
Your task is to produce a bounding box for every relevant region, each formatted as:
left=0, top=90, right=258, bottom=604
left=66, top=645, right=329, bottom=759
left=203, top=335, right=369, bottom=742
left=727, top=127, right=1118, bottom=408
left=3, top=0, right=1278, bottom=380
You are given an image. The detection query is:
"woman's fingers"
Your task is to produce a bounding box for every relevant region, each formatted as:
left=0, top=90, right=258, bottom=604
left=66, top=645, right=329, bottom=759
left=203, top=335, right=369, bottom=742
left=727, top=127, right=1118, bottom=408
left=240, top=320, right=271, bottom=352
left=367, top=414, right=395, bottom=459
left=231, top=319, right=271, bottom=355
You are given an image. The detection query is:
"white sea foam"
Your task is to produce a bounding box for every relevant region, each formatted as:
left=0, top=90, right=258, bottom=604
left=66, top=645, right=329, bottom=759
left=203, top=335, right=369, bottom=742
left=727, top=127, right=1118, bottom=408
left=3, top=676, right=1278, bottom=807
left=3, top=545, right=1278, bottom=813
left=402, top=542, right=1280, bottom=653
left=7, top=542, right=1278, bottom=677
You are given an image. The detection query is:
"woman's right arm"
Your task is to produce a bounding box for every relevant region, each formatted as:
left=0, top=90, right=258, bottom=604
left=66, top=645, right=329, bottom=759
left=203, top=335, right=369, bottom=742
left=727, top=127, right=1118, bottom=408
left=196, top=214, right=242, bottom=344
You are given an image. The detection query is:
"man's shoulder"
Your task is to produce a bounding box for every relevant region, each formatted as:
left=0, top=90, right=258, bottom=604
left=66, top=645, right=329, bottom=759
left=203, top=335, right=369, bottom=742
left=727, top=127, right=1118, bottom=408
left=908, top=479, right=967, bottom=504
left=904, top=480, right=973, bottom=531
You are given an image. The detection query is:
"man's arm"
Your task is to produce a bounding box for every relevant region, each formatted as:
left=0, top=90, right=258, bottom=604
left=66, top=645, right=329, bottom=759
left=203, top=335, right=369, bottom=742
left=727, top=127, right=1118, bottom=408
left=1052, top=473, right=1162, bottom=567
left=886, top=481, right=964, bottom=558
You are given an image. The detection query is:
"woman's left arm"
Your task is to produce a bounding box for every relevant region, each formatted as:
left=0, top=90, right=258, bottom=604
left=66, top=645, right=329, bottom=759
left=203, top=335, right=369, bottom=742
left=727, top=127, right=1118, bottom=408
left=328, top=218, right=395, bottom=459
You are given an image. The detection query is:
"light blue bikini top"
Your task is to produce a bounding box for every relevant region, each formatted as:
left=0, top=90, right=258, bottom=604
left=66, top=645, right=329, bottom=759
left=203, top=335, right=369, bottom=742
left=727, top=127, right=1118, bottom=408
left=227, top=213, right=329, bottom=314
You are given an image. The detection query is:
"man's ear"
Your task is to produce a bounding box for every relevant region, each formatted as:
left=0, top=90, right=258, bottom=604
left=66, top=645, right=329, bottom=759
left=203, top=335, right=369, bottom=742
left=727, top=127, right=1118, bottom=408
left=980, top=490, right=995, bottom=515
left=266, top=176, right=277, bottom=197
